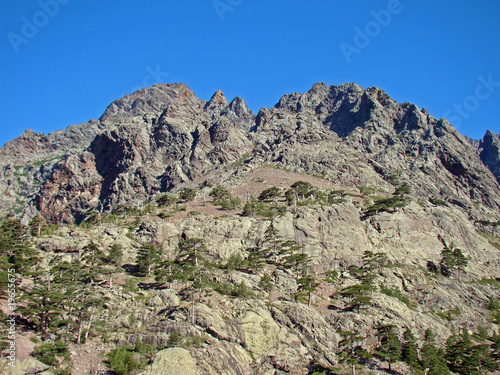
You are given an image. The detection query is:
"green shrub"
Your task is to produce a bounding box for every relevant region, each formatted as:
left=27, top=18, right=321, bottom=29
left=179, top=188, right=196, bottom=202
left=156, top=194, right=176, bottom=207
left=436, top=306, right=461, bottom=321
left=107, top=346, right=140, bottom=375
left=167, top=331, right=182, bottom=347
left=380, top=286, right=415, bottom=308
left=32, top=340, right=69, bottom=366
left=430, top=197, right=447, bottom=206
left=183, top=336, right=206, bottom=348
left=219, top=196, right=241, bottom=210
left=258, top=187, right=282, bottom=202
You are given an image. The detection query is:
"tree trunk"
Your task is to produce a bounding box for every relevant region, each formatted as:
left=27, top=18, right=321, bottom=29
left=84, top=309, right=95, bottom=342
left=351, top=344, right=356, bottom=375
left=77, top=311, right=83, bottom=345
left=308, top=290, right=312, bottom=307
left=191, top=293, right=195, bottom=324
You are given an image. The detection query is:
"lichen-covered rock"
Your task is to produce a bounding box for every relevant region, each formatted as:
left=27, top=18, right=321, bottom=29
left=238, top=307, right=279, bottom=358
left=144, top=348, right=197, bottom=375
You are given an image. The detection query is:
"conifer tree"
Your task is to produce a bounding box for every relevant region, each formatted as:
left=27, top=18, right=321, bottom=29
left=103, top=244, right=123, bottom=288
left=420, top=329, right=450, bottom=375
left=402, top=328, right=422, bottom=374
left=439, top=245, right=455, bottom=277
left=491, top=334, right=500, bottom=369
left=29, top=213, right=47, bottom=237
left=177, top=238, right=207, bottom=268
left=340, top=283, right=373, bottom=313
left=452, top=246, right=468, bottom=281
left=0, top=218, right=38, bottom=276
left=337, top=330, right=371, bottom=375
left=136, top=243, right=162, bottom=276
left=445, top=330, right=474, bottom=375
left=374, top=324, right=401, bottom=372
left=262, top=222, right=283, bottom=264
left=23, top=278, right=65, bottom=340
left=81, top=242, right=106, bottom=284
left=297, top=275, right=320, bottom=307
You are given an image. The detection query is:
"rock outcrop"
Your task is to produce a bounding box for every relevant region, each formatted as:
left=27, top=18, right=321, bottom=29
left=1, top=82, right=499, bottom=224
left=3, top=81, right=500, bottom=374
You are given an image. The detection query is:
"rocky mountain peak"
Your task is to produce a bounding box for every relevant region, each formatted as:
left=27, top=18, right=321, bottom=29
left=479, top=129, right=500, bottom=183
left=0, top=81, right=499, bottom=224
left=3, top=82, right=500, bottom=375
left=99, top=83, right=199, bottom=123
left=206, top=89, right=229, bottom=109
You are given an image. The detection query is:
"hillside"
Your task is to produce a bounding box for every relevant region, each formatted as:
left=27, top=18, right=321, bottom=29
left=1, top=83, right=499, bottom=375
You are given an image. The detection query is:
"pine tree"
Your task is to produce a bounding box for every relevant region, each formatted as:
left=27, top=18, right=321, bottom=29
left=374, top=324, right=401, bottom=372
left=258, top=273, right=273, bottom=296
left=136, top=243, right=162, bottom=276
left=439, top=243, right=468, bottom=279
left=420, top=329, right=450, bottom=375
left=445, top=330, right=474, bottom=375
left=23, top=278, right=65, bottom=340
left=470, top=343, right=496, bottom=374
left=29, top=213, right=47, bottom=237
left=337, top=330, right=371, bottom=375
left=262, top=222, right=283, bottom=264
left=297, top=275, right=320, bottom=307
left=340, top=283, right=373, bottom=313
left=439, top=245, right=455, bottom=277
left=258, top=186, right=281, bottom=202
left=491, top=334, right=500, bottom=369
left=177, top=238, right=207, bottom=268
left=452, top=247, right=468, bottom=281
left=103, top=244, right=123, bottom=288
left=179, top=188, right=196, bottom=202
left=0, top=219, right=39, bottom=276
left=402, top=329, right=422, bottom=374
left=81, top=242, right=106, bottom=284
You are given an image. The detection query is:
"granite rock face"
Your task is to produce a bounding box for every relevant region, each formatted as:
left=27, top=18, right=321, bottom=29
left=478, top=130, right=500, bottom=184
left=1, top=82, right=499, bottom=223
left=4, top=81, right=499, bottom=373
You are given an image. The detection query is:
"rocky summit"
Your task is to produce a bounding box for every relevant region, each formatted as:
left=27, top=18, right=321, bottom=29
left=1, top=83, right=500, bottom=375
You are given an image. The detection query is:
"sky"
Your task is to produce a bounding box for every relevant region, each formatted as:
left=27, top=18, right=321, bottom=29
left=0, top=0, right=499, bottom=148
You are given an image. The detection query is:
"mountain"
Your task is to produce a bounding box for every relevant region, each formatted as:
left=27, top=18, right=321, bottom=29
left=1, top=83, right=500, bottom=375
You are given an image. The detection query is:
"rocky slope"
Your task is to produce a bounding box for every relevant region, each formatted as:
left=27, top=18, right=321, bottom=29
left=1, top=82, right=499, bottom=225
left=1, top=82, right=500, bottom=374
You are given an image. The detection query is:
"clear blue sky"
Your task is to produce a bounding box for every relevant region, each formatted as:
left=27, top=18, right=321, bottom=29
left=1, top=0, right=499, bottom=147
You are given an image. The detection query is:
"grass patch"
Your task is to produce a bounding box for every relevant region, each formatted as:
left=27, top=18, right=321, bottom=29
left=380, top=286, right=416, bottom=309
left=475, top=278, right=500, bottom=288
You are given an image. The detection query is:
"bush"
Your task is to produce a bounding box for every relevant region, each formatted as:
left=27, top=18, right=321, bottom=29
left=242, top=199, right=286, bottom=218
left=258, top=187, right=281, bottom=202
left=179, top=188, right=196, bottom=202
left=219, top=196, right=241, bottom=210
left=380, top=286, right=415, bottom=308
left=430, top=197, right=447, bottom=206
left=167, top=331, right=182, bottom=347
left=156, top=194, right=176, bottom=207
left=107, top=346, right=140, bottom=375
left=32, top=340, right=69, bottom=367
left=209, top=185, right=232, bottom=203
